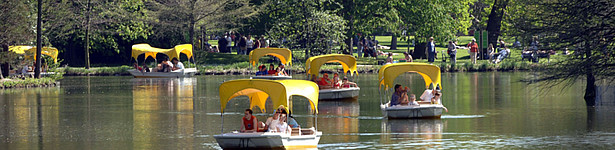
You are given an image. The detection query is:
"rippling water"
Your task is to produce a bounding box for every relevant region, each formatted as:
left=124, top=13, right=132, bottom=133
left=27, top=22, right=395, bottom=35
left=0, top=72, right=614, bottom=149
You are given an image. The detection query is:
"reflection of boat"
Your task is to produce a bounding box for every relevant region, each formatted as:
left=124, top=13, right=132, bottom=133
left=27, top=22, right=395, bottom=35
left=305, top=54, right=360, bottom=100
left=381, top=119, right=443, bottom=140
left=379, top=63, right=446, bottom=119
left=214, top=79, right=322, bottom=149
left=249, top=48, right=293, bottom=80
left=318, top=99, right=360, bottom=116
left=128, top=44, right=198, bottom=78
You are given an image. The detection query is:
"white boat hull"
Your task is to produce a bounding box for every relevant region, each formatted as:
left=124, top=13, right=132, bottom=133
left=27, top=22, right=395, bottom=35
left=250, top=75, right=292, bottom=80
left=319, top=87, right=360, bottom=100
left=214, top=131, right=322, bottom=149
left=381, top=104, right=444, bottom=119
left=128, top=68, right=197, bottom=78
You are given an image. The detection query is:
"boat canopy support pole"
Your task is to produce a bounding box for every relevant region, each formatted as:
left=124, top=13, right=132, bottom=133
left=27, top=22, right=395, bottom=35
left=220, top=112, right=224, bottom=134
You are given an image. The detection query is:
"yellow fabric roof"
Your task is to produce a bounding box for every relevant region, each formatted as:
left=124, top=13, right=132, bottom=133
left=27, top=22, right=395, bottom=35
left=305, top=54, right=358, bottom=76
left=219, top=79, right=319, bottom=114
left=8, top=46, right=59, bottom=63
left=249, top=48, right=292, bottom=66
left=378, top=62, right=441, bottom=90
left=131, top=44, right=193, bottom=61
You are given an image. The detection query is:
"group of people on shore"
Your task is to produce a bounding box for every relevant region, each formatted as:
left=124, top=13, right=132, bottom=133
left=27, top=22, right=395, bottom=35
left=311, top=73, right=358, bottom=89
left=255, top=64, right=288, bottom=76
left=240, top=106, right=300, bottom=134
left=133, top=57, right=184, bottom=73
left=390, top=84, right=441, bottom=106
left=217, top=31, right=270, bottom=55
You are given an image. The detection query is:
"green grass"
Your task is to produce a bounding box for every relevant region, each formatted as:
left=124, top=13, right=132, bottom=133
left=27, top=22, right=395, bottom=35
left=1, top=77, right=57, bottom=88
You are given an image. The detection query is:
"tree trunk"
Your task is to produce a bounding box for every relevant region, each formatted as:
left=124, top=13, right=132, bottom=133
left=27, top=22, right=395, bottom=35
left=486, top=0, right=508, bottom=47
left=584, top=41, right=596, bottom=106
left=35, top=0, right=42, bottom=78
left=189, top=0, right=196, bottom=51
left=1, top=44, right=9, bottom=78
left=84, top=0, right=92, bottom=69
left=391, top=34, right=397, bottom=50
left=345, top=0, right=354, bottom=55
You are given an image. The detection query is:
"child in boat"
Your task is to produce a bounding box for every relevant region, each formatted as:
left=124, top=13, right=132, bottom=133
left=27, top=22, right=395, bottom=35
left=431, top=92, right=441, bottom=104
left=401, top=94, right=419, bottom=106
left=332, top=73, right=342, bottom=88
left=241, top=109, right=258, bottom=133
left=341, top=77, right=358, bottom=88
left=276, top=64, right=288, bottom=76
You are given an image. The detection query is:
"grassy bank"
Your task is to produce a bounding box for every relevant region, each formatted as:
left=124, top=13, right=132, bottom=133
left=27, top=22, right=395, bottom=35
left=61, top=66, right=133, bottom=76
left=1, top=77, right=57, bottom=89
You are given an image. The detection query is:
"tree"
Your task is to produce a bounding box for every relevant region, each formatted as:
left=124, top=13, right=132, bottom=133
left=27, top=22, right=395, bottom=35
left=44, top=0, right=150, bottom=67
left=0, top=0, right=33, bottom=78
left=147, top=0, right=255, bottom=49
left=486, top=0, right=509, bottom=46
left=518, top=0, right=615, bottom=106
left=36, top=0, right=43, bottom=78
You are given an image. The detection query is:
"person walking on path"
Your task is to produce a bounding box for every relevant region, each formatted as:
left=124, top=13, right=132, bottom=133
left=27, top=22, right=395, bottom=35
left=447, top=41, right=457, bottom=64
left=426, top=37, right=436, bottom=63
left=467, top=38, right=479, bottom=64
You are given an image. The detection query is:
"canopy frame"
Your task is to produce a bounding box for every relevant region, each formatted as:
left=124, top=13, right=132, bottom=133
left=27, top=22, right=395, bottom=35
left=305, top=54, right=358, bottom=77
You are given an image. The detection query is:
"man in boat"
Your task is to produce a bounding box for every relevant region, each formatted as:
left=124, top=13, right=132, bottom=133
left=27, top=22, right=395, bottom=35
left=317, top=73, right=333, bottom=89
left=241, top=109, right=258, bottom=133
left=171, top=58, right=184, bottom=71
left=391, top=84, right=410, bottom=106
left=255, top=65, right=267, bottom=76
left=341, top=77, right=358, bottom=88
left=420, top=89, right=439, bottom=104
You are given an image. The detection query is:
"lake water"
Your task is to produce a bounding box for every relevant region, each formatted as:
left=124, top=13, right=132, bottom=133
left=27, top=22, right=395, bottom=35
left=1, top=73, right=614, bottom=149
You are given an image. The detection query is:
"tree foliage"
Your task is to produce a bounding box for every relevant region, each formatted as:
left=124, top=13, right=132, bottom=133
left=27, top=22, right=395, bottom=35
left=398, top=0, right=473, bottom=43
left=517, top=0, right=615, bottom=106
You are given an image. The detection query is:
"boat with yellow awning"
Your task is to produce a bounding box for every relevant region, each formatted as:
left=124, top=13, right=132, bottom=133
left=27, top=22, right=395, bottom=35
left=249, top=48, right=292, bottom=80
left=306, top=54, right=360, bottom=100
left=8, top=46, right=59, bottom=76
left=214, top=79, right=322, bottom=149
left=378, top=62, right=446, bottom=119
left=128, top=44, right=197, bottom=78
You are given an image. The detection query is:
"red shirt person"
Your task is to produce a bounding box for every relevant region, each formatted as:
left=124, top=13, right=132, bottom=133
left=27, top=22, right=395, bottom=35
left=241, top=109, right=258, bottom=132
left=267, top=64, right=277, bottom=75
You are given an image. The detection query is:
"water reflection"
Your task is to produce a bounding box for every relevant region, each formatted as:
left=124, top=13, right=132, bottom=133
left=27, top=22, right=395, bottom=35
left=317, top=99, right=360, bottom=142
left=380, top=119, right=444, bottom=148
left=131, top=78, right=196, bottom=149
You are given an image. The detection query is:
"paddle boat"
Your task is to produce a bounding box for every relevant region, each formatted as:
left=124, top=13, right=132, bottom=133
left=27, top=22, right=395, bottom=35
left=249, top=48, right=292, bottom=80
left=306, top=54, right=360, bottom=100
left=128, top=44, right=197, bottom=78
left=214, top=79, right=322, bottom=149
left=378, top=63, right=446, bottom=119
left=8, top=46, right=59, bottom=77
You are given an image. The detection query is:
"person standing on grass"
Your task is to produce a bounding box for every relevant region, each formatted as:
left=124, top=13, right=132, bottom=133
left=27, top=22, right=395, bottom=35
left=247, top=35, right=254, bottom=54
left=225, top=33, right=233, bottom=53
left=426, top=37, right=436, bottom=63
left=467, top=38, right=479, bottom=64
left=239, top=35, right=247, bottom=55
left=448, top=41, right=457, bottom=64
left=253, top=36, right=261, bottom=51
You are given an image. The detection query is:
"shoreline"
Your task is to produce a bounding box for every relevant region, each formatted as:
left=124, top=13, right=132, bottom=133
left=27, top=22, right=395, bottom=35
left=0, top=78, right=58, bottom=89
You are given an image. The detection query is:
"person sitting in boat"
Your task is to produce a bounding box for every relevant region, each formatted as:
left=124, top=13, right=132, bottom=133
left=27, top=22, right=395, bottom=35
left=391, top=84, right=410, bottom=106
left=241, top=109, right=258, bottom=133
left=142, top=63, right=150, bottom=72
left=401, top=94, right=419, bottom=106
left=267, top=64, right=277, bottom=75
left=255, top=65, right=267, bottom=76
left=287, top=112, right=300, bottom=128
left=276, top=64, right=288, bottom=76
left=431, top=92, right=441, bottom=104
left=420, top=89, right=439, bottom=103
left=332, top=73, right=342, bottom=88
left=133, top=63, right=143, bottom=72
left=171, top=58, right=184, bottom=71
left=341, top=77, right=358, bottom=88
left=258, top=109, right=280, bottom=132
left=276, top=114, right=291, bottom=134
left=317, top=73, right=333, bottom=89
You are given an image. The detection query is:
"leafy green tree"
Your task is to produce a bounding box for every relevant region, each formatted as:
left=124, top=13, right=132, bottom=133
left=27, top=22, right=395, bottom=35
left=0, top=0, right=33, bottom=78
left=518, top=0, right=615, bottom=106
left=44, top=0, right=150, bottom=68
left=398, top=0, right=473, bottom=44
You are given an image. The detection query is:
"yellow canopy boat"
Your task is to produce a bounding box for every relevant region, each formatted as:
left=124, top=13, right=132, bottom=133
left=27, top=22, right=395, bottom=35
left=215, top=79, right=322, bottom=149
left=305, top=54, right=360, bottom=100
left=378, top=62, right=445, bottom=119
left=128, top=44, right=197, bottom=78
left=249, top=48, right=293, bottom=79
left=9, top=46, right=59, bottom=63
left=305, top=54, right=358, bottom=76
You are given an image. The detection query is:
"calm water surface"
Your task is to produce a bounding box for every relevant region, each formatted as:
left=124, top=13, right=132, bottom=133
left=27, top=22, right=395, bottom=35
left=1, top=72, right=614, bottom=149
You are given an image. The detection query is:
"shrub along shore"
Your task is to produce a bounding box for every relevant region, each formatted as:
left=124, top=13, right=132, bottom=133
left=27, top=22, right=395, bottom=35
left=0, top=77, right=58, bottom=89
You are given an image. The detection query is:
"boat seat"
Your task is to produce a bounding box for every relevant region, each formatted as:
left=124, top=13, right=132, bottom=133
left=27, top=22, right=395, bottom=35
left=300, top=129, right=314, bottom=135
left=291, top=128, right=301, bottom=136
left=417, top=101, right=432, bottom=105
